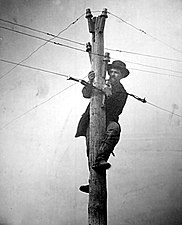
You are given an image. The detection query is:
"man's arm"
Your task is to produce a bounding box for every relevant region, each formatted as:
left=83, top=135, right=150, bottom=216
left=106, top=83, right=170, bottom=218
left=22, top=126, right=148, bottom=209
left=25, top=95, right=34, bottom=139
left=82, top=71, right=95, bottom=98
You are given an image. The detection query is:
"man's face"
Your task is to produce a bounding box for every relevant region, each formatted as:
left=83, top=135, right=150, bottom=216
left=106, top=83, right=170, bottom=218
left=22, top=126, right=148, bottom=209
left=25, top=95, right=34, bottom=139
left=109, top=68, right=125, bottom=83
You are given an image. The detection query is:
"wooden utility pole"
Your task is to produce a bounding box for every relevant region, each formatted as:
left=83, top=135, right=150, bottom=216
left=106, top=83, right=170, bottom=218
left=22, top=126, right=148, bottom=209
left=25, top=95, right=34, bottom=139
left=86, top=8, right=109, bottom=225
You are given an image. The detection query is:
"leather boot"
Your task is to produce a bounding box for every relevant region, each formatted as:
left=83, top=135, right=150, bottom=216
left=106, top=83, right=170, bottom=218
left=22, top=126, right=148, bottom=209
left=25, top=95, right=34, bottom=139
left=92, top=142, right=112, bottom=170
left=79, top=184, right=89, bottom=193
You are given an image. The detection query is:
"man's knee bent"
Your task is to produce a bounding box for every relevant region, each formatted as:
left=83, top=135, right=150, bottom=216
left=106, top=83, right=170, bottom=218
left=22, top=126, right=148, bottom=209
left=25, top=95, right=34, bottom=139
left=106, top=121, right=121, bottom=135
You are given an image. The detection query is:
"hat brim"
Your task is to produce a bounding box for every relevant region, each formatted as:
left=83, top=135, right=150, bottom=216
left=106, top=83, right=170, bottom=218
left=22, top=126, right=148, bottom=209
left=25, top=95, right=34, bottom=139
left=107, top=64, right=130, bottom=78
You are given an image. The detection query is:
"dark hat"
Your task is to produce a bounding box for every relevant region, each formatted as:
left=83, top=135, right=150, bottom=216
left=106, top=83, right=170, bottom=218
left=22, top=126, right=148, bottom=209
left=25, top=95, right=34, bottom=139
left=108, top=60, right=130, bottom=78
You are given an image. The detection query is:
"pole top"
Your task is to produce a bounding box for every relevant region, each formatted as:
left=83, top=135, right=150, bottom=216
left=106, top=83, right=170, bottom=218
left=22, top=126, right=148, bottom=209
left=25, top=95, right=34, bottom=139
left=101, top=8, right=108, bottom=18
left=85, top=8, right=93, bottom=19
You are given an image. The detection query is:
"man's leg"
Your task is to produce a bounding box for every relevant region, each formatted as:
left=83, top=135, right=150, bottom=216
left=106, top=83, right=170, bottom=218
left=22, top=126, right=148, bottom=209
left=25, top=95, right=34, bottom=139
left=79, top=128, right=90, bottom=193
left=92, top=121, right=121, bottom=170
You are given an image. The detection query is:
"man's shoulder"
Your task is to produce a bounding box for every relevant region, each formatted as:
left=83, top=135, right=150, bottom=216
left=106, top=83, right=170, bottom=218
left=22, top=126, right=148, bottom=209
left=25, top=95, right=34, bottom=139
left=112, top=82, right=127, bottom=93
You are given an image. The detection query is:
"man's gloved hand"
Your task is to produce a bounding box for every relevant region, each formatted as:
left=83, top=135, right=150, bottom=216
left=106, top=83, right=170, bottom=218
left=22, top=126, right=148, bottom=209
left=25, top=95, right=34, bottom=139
left=88, top=71, right=95, bottom=84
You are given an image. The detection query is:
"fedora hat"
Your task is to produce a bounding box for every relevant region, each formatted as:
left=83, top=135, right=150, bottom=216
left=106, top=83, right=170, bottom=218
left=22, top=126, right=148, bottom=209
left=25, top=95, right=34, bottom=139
left=108, top=60, right=130, bottom=78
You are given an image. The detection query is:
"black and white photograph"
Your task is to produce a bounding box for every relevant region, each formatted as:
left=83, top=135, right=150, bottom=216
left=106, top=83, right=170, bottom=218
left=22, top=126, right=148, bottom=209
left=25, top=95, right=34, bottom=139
left=0, top=0, right=182, bottom=224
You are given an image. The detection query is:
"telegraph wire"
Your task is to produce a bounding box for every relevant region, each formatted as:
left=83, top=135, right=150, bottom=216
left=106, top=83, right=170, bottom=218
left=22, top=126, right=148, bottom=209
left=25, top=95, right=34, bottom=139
left=1, top=38, right=182, bottom=80
left=1, top=55, right=182, bottom=83
left=1, top=25, right=182, bottom=80
left=146, top=102, right=182, bottom=118
left=123, top=92, right=182, bottom=118
left=0, top=18, right=85, bottom=47
left=0, top=61, right=181, bottom=129
left=108, top=11, right=182, bottom=54
left=0, top=73, right=87, bottom=130
left=0, top=25, right=86, bottom=56
left=0, top=58, right=69, bottom=78
left=124, top=60, right=182, bottom=74
left=109, top=56, right=182, bottom=79
left=1, top=17, right=182, bottom=63
left=106, top=48, right=182, bottom=63
left=2, top=56, right=181, bottom=99
left=1, top=57, right=182, bottom=119
left=1, top=54, right=182, bottom=83
left=1, top=26, right=182, bottom=81
left=1, top=77, right=182, bottom=130
left=0, top=13, right=85, bottom=80
left=0, top=83, right=77, bottom=130
left=1, top=25, right=182, bottom=79
left=0, top=13, right=181, bottom=129
left=0, top=58, right=104, bottom=93
left=1, top=21, right=182, bottom=76
left=129, top=67, right=182, bottom=79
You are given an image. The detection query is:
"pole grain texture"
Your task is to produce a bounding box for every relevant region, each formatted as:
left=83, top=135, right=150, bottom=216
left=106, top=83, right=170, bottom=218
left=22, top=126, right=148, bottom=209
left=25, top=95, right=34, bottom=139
left=86, top=9, right=108, bottom=225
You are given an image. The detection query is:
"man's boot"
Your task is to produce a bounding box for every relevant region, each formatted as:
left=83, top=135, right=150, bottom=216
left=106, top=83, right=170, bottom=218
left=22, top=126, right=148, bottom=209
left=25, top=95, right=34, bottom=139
left=79, top=178, right=90, bottom=194
left=79, top=184, right=89, bottom=193
left=92, top=142, right=113, bottom=171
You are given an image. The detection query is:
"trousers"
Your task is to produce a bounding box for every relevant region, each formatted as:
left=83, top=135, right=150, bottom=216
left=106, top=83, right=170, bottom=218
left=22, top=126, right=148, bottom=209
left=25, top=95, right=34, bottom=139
left=85, top=121, right=121, bottom=170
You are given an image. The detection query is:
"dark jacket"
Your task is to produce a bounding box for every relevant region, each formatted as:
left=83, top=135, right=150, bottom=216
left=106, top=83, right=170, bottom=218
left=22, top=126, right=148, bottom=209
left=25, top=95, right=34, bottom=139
left=75, top=82, right=128, bottom=137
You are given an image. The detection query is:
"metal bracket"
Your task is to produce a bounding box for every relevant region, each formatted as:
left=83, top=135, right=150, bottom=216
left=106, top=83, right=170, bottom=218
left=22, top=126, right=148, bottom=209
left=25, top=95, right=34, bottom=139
left=85, top=9, right=94, bottom=33
left=86, top=42, right=92, bottom=63
left=98, top=8, right=108, bottom=33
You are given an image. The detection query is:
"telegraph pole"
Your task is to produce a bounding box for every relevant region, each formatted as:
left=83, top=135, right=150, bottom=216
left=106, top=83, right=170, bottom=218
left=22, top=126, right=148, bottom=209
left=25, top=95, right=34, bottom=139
left=86, top=8, right=109, bottom=225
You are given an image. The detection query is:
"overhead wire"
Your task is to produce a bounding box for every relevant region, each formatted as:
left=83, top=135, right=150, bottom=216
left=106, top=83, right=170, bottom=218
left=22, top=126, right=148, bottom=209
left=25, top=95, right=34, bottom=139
left=1, top=57, right=182, bottom=98
left=0, top=11, right=182, bottom=129
left=108, top=11, right=182, bottom=54
left=108, top=57, right=182, bottom=79
left=1, top=25, right=182, bottom=80
left=109, top=57, right=182, bottom=79
left=1, top=56, right=182, bottom=86
left=123, top=60, right=182, bottom=74
left=1, top=74, right=181, bottom=131
left=0, top=75, right=87, bottom=130
left=1, top=23, right=182, bottom=125
left=1, top=17, right=182, bottom=64
left=0, top=25, right=86, bottom=52
left=128, top=68, right=182, bottom=79
left=0, top=18, right=85, bottom=47
left=0, top=58, right=69, bottom=78
left=120, top=91, right=182, bottom=118
left=0, top=60, right=181, bottom=129
left=0, top=85, right=73, bottom=130
left=1, top=16, right=182, bottom=78
left=0, top=25, right=86, bottom=58
left=0, top=58, right=102, bottom=94
left=106, top=48, right=182, bottom=63
left=0, top=58, right=182, bottom=129
left=146, top=102, right=182, bottom=118
left=0, top=12, right=85, bottom=80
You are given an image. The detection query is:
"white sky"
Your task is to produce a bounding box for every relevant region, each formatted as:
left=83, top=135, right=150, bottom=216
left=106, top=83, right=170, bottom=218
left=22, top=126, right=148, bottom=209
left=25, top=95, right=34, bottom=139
left=0, top=0, right=182, bottom=225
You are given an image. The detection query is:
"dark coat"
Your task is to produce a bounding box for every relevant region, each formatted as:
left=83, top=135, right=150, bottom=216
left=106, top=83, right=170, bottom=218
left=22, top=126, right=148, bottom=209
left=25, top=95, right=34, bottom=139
left=75, top=82, right=128, bottom=137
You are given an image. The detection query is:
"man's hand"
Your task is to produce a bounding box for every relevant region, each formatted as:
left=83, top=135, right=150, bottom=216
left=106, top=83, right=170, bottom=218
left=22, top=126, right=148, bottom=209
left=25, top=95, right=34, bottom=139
left=102, top=83, right=112, bottom=97
left=88, top=71, right=95, bottom=83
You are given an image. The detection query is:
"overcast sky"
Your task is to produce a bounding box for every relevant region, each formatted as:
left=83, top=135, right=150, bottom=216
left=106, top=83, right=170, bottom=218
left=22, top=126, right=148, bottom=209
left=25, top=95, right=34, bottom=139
left=0, top=0, right=182, bottom=225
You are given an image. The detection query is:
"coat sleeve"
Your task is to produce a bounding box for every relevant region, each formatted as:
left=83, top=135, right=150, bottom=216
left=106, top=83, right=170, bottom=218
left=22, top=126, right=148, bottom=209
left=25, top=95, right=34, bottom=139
left=82, top=86, right=92, bottom=98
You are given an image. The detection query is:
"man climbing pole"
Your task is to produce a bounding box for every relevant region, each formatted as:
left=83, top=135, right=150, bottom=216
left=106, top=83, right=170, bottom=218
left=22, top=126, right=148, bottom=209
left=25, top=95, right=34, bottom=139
left=75, top=60, right=130, bottom=193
